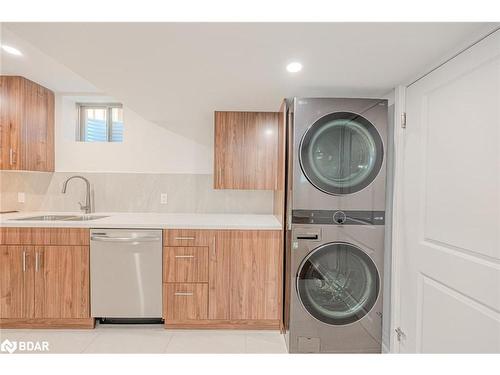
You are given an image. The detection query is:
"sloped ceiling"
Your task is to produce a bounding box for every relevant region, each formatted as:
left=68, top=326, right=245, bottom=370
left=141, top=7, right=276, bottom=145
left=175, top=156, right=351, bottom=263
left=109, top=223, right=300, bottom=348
left=1, top=22, right=491, bottom=145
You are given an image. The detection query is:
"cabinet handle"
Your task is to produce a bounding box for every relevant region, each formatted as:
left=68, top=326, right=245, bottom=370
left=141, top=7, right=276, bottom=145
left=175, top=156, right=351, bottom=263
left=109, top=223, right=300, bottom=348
left=9, top=148, right=16, bottom=165
left=212, top=236, right=216, bottom=258
left=174, top=255, right=195, bottom=258
left=174, top=292, right=193, bottom=296
left=174, top=236, right=195, bottom=240
left=22, top=250, right=27, bottom=272
left=35, top=251, right=41, bottom=272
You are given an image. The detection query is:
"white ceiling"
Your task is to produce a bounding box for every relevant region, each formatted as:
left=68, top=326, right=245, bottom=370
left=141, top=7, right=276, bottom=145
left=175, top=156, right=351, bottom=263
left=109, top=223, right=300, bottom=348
left=1, top=22, right=492, bottom=145
left=0, top=28, right=99, bottom=94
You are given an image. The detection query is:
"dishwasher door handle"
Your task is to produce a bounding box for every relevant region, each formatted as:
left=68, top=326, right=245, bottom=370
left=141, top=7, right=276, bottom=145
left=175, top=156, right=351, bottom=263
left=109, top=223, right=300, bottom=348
left=91, top=235, right=161, bottom=243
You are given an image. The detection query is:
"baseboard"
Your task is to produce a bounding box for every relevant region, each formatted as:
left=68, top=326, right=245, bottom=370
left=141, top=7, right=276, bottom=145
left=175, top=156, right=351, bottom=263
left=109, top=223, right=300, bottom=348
left=0, top=318, right=95, bottom=329
left=164, top=319, right=281, bottom=330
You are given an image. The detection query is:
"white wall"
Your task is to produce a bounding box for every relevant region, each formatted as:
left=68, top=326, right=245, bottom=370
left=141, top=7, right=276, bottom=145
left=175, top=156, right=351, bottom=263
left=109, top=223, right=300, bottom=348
left=55, top=95, right=212, bottom=174
left=0, top=94, right=274, bottom=214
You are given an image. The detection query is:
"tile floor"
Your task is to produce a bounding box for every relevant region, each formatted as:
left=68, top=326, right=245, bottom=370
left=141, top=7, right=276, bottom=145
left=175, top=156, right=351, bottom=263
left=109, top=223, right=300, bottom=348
left=0, top=324, right=287, bottom=354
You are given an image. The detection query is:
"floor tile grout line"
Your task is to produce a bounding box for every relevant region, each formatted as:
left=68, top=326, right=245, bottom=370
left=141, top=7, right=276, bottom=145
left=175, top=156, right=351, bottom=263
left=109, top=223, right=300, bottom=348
left=80, top=331, right=103, bottom=354
left=162, top=334, right=175, bottom=353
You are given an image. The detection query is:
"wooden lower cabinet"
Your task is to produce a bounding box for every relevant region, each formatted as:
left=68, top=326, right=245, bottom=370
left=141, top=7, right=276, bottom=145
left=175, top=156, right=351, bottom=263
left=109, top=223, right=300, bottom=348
left=208, top=232, right=231, bottom=320
left=0, top=245, right=34, bottom=319
left=228, top=231, right=282, bottom=321
left=0, top=228, right=93, bottom=328
left=164, top=283, right=208, bottom=321
left=163, top=229, right=282, bottom=329
left=34, top=246, right=90, bottom=319
left=164, top=247, right=209, bottom=283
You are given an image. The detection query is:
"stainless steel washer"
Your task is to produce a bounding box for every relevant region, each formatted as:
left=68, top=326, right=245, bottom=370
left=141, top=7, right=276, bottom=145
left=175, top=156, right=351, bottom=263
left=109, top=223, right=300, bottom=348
left=285, top=220, right=384, bottom=353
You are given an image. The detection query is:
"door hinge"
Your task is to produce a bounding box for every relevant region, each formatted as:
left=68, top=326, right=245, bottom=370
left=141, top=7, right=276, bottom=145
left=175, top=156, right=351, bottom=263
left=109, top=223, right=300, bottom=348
left=395, top=327, right=406, bottom=342
left=401, top=112, right=407, bottom=129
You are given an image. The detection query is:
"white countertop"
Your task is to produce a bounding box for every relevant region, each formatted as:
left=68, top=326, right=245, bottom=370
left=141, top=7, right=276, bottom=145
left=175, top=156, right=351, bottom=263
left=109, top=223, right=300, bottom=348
left=0, top=211, right=282, bottom=230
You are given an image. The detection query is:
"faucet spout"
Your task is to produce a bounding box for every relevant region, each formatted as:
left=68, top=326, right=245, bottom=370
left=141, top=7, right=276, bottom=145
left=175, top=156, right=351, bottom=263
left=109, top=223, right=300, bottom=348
left=61, top=175, right=93, bottom=214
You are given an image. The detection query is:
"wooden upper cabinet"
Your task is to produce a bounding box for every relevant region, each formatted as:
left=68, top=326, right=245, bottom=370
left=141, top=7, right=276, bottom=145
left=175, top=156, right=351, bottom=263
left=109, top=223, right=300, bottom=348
left=0, top=76, right=23, bottom=170
left=214, top=111, right=279, bottom=190
left=0, top=76, right=54, bottom=172
left=23, top=79, right=55, bottom=172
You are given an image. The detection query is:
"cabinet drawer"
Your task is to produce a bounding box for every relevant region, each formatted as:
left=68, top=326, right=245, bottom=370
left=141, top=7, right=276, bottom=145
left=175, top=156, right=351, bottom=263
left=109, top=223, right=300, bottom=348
left=163, top=229, right=214, bottom=247
left=164, top=247, right=209, bottom=283
left=32, top=228, right=89, bottom=246
left=164, top=283, right=208, bottom=321
left=0, top=228, right=32, bottom=245
left=0, top=228, right=89, bottom=245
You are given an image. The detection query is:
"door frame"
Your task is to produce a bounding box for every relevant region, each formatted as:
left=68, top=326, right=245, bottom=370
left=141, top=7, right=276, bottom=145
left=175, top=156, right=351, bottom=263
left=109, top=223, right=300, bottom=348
left=388, top=25, right=500, bottom=353
left=388, top=85, right=406, bottom=353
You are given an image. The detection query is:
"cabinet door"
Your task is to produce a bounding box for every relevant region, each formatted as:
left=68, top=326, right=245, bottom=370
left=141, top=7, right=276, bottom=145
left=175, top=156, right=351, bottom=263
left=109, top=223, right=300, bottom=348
left=34, top=246, right=90, bottom=319
left=0, top=245, right=34, bottom=318
left=23, top=80, right=54, bottom=172
left=208, top=232, right=232, bottom=320
left=0, top=76, right=23, bottom=170
left=214, top=111, right=279, bottom=190
left=229, top=231, right=282, bottom=320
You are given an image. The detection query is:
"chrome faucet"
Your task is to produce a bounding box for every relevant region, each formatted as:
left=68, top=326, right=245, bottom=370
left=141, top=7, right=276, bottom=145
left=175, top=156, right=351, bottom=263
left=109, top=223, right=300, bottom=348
left=61, top=175, right=93, bottom=214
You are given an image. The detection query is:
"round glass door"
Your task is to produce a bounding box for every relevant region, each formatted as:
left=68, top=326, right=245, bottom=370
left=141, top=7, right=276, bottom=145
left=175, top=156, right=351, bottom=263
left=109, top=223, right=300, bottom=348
left=299, top=112, right=383, bottom=195
left=297, top=242, right=379, bottom=326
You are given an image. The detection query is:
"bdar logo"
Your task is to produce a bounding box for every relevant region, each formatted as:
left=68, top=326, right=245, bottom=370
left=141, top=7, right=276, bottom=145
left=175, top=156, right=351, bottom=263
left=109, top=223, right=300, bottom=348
left=0, top=339, right=18, bottom=354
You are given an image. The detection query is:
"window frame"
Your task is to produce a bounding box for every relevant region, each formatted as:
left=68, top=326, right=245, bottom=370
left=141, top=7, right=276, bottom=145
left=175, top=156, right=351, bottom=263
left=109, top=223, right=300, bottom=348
left=76, top=103, right=123, bottom=142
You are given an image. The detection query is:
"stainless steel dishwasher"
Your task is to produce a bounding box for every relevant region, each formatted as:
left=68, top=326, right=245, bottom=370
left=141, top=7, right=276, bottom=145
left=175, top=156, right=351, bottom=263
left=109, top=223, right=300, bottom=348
left=90, top=229, right=162, bottom=321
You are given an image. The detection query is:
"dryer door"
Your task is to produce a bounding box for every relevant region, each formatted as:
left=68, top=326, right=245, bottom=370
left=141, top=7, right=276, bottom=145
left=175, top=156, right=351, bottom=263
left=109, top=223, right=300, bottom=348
left=297, top=242, right=380, bottom=325
left=299, top=112, right=383, bottom=195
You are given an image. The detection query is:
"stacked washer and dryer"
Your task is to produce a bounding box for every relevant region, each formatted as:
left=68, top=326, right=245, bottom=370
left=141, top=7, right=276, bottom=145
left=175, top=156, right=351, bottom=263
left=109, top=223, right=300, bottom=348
left=284, top=98, right=388, bottom=353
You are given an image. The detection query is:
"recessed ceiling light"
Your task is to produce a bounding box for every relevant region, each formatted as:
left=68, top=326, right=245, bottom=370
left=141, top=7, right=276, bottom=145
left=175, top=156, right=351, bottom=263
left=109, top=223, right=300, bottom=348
left=286, top=62, right=302, bottom=73
left=1, top=45, right=23, bottom=56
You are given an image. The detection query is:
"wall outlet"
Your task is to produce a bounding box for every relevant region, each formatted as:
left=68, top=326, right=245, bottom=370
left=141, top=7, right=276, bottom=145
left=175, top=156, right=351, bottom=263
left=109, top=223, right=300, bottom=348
left=17, top=192, right=26, bottom=203
left=160, top=193, right=168, bottom=204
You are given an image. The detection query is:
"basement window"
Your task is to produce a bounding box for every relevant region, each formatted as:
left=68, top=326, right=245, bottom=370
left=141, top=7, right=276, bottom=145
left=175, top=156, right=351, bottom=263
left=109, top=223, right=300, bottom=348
left=76, top=103, right=124, bottom=142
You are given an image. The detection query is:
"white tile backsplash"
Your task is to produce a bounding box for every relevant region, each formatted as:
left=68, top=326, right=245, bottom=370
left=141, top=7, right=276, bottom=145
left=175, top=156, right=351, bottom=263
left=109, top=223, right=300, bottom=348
left=0, top=171, right=274, bottom=214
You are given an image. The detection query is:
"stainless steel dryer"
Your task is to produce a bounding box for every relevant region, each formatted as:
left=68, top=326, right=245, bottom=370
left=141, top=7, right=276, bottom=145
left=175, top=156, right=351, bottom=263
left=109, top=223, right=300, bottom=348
left=285, top=216, right=384, bottom=353
left=290, top=97, right=388, bottom=211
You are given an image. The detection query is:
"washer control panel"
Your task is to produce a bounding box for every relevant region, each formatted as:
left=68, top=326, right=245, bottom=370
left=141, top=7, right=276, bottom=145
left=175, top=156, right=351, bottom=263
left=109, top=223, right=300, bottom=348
left=332, top=211, right=347, bottom=225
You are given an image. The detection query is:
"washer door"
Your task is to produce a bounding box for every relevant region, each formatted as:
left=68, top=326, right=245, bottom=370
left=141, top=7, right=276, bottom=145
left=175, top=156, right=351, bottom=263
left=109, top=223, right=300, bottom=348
left=297, top=242, right=379, bottom=325
left=299, top=112, right=383, bottom=195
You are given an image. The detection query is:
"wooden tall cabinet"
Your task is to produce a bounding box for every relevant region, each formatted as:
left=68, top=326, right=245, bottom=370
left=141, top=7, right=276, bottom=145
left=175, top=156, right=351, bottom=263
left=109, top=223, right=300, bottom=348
left=214, top=111, right=279, bottom=190
left=0, top=76, right=55, bottom=172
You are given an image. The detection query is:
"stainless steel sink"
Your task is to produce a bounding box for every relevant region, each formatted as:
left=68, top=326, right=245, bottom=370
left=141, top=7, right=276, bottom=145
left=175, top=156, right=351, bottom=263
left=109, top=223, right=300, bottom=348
left=11, top=215, right=78, bottom=221
left=64, top=215, right=108, bottom=221
left=11, top=215, right=108, bottom=221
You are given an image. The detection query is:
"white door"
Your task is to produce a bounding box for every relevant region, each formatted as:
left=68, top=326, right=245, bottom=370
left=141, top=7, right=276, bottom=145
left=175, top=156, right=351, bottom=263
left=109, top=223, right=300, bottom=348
left=397, top=30, right=500, bottom=353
